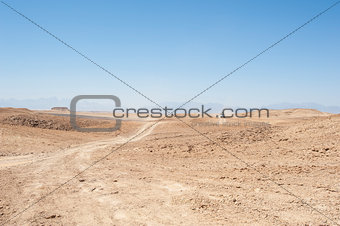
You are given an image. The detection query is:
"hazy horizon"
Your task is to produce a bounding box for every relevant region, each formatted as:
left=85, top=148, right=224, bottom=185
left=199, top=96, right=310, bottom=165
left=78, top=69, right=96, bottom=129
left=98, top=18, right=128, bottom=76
left=1, top=97, right=340, bottom=113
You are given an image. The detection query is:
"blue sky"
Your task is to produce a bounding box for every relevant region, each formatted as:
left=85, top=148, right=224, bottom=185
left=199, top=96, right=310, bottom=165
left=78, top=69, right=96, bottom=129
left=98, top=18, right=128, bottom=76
left=1, top=0, right=339, bottom=109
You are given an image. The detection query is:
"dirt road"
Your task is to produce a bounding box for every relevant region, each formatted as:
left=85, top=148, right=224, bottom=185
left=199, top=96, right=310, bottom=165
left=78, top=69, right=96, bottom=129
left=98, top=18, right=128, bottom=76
left=0, top=109, right=339, bottom=225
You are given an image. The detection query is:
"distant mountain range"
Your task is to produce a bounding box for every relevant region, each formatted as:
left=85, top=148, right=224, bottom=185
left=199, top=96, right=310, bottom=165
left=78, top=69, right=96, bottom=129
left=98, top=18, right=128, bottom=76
left=150, top=102, right=340, bottom=114
left=0, top=97, right=70, bottom=110
left=0, top=98, right=339, bottom=113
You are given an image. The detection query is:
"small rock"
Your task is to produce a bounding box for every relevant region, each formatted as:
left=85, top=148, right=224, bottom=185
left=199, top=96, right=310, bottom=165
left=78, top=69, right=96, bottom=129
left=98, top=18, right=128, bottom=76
left=45, top=214, right=56, bottom=219
left=79, top=179, right=85, bottom=182
left=199, top=204, right=208, bottom=209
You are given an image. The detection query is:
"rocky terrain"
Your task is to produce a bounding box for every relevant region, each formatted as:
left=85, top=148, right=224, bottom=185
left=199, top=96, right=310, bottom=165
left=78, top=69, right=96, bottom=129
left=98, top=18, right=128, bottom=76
left=0, top=107, right=339, bottom=225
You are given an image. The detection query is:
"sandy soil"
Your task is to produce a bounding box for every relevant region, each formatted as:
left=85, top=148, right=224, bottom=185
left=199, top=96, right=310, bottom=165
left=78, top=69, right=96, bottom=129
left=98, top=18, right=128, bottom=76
left=0, top=108, right=339, bottom=225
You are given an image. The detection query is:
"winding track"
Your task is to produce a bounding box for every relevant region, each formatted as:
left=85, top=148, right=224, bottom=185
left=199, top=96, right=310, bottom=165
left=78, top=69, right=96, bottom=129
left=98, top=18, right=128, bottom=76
left=0, top=121, right=161, bottom=169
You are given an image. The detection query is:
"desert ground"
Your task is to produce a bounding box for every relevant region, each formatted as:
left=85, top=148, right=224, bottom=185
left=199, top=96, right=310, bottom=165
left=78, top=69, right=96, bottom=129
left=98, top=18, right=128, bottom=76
left=0, top=107, right=339, bottom=225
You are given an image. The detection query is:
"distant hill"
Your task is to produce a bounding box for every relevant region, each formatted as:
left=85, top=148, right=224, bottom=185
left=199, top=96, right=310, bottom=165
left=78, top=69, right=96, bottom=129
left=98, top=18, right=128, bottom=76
left=1, top=98, right=340, bottom=114
left=265, top=103, right=340, bottom=114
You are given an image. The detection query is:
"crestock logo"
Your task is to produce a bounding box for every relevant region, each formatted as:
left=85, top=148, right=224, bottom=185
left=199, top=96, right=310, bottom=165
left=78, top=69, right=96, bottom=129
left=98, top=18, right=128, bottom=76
left=70, top=95, right=269, bottom=132
left=112, top=106, right=270, bottom=119
left=70, top=95, right=121, bottom=132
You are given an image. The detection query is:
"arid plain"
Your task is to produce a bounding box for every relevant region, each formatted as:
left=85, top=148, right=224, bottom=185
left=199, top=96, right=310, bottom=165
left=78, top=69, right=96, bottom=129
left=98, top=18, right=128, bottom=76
left=0, top=107, right=339, bottom=225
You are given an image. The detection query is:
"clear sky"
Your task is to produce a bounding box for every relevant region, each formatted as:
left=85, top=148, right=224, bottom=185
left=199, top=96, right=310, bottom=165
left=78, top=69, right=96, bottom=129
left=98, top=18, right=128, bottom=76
left=1, top=0, right=339, bottom=109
